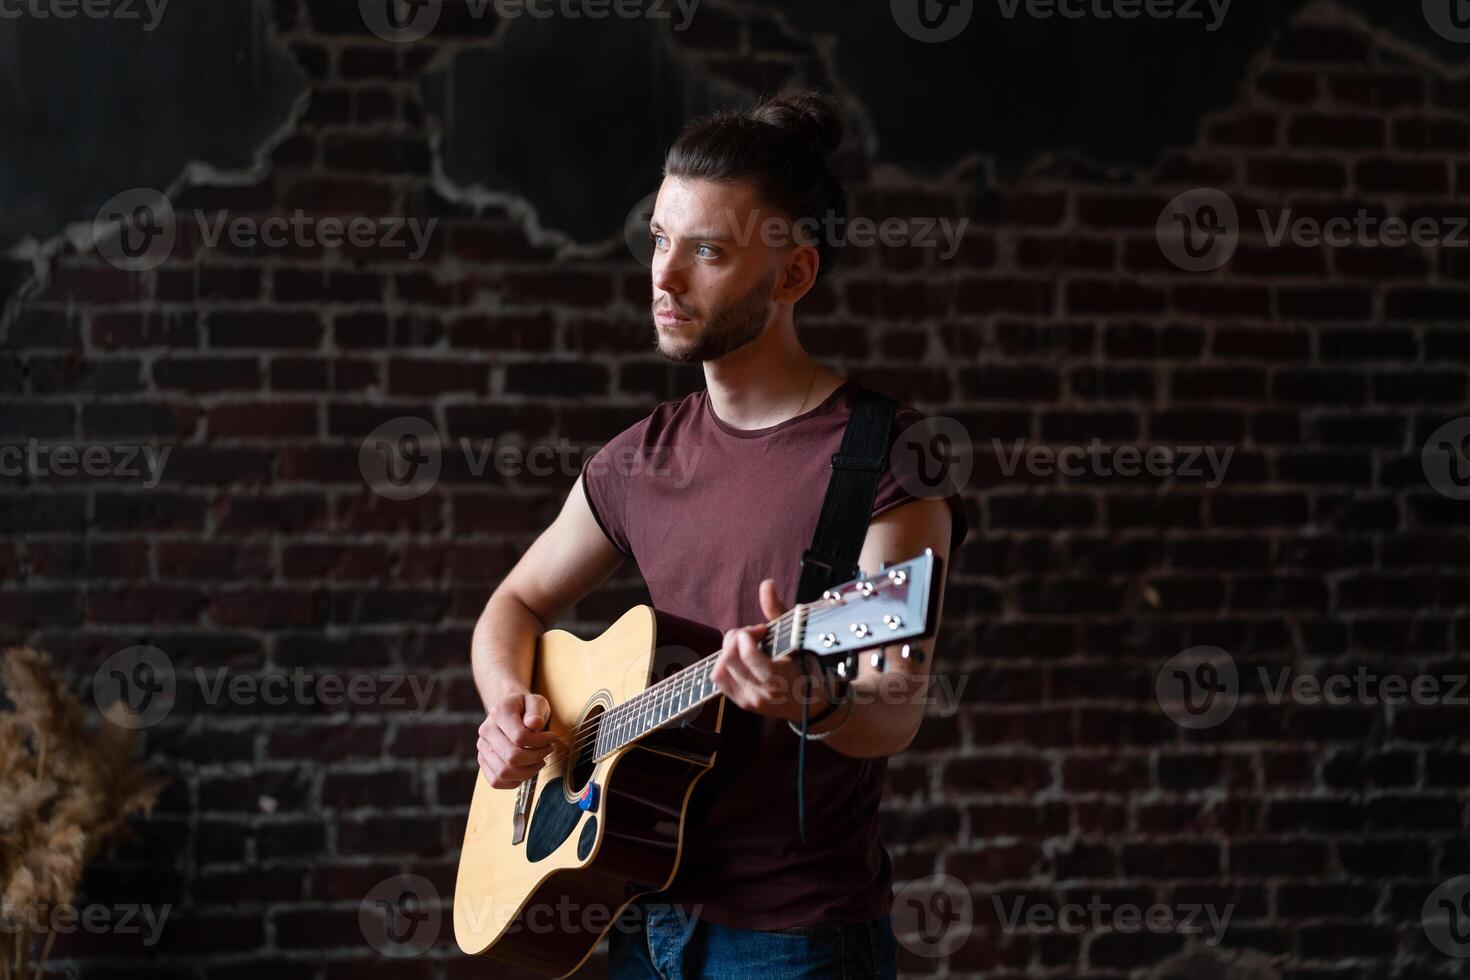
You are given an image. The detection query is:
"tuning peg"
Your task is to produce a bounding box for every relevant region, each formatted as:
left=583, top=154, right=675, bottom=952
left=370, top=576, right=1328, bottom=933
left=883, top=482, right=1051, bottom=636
left=870, top=650, right=886, bottom=672
left=900, top=643, right=925, bottom=665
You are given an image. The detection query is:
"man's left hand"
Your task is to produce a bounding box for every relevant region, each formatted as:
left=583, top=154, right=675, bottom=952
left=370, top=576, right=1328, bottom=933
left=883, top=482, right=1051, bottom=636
left=710, top=578, right=839, bottom=723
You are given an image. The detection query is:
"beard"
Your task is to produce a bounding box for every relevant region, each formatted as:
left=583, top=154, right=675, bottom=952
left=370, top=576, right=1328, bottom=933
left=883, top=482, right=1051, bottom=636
left=653, top=268, right=776, bottom=364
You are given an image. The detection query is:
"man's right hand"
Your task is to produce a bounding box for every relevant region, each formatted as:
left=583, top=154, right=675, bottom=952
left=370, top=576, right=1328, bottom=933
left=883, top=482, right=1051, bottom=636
left=477, top=691, right=558, bottom=789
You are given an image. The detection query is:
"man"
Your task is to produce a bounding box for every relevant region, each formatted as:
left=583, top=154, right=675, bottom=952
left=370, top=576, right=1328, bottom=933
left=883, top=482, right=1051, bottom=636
left=471, top=91, right=968, bottom=977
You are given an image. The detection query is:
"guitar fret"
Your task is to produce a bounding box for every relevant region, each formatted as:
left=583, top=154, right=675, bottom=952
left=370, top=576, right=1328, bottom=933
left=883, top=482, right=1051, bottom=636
left=603, top=649, right=754, bottom=757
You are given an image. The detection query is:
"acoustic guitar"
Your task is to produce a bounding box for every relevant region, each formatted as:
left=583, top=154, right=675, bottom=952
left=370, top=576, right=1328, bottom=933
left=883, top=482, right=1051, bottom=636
left=453, top=549, right=942, bottom=977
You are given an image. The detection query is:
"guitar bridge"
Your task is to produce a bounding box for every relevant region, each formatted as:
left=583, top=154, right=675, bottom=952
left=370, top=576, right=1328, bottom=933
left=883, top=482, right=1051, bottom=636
left=511, top=774, right=537, bottom=845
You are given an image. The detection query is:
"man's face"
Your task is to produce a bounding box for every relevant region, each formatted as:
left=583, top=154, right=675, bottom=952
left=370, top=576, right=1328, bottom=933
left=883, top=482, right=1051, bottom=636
left=648, top=177, right=783, bottom=364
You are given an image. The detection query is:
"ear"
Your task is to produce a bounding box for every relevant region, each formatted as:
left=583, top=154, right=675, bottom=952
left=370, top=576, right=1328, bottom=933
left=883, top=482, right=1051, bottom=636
left=772, top=244, right=820, bottom=305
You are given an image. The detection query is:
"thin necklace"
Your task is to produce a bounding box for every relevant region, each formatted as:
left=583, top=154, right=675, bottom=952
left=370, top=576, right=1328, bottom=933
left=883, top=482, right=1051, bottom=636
left=770, top=365, right=820, bottom=429
left=794, top=365, right=820, bottom=418
left=744, top=366, right=822, bottom=429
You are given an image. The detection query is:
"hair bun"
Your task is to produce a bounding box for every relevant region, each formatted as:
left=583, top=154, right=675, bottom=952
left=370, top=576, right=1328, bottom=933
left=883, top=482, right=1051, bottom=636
left=751, top=91, right=843, bottom=159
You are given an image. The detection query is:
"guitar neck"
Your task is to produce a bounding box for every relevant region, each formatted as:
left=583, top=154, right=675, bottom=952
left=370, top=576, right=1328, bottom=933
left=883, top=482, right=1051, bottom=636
left=588, top=553, right=934, bottom=760
left=591, top=606, right=807, bottom=760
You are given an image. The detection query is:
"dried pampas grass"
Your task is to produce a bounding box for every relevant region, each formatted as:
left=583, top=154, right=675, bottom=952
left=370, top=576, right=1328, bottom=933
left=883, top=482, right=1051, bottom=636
left=0, top=647, right=167, bottom=980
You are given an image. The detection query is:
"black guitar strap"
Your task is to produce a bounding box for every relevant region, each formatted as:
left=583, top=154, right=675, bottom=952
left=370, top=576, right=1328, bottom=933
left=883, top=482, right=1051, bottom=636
left=794, top=384, right=897, bottom=605
left=789, top=384, right=896, bottom=845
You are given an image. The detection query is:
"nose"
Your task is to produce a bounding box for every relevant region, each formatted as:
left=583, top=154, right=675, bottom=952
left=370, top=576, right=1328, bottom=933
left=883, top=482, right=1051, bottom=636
left=652, top=250, right=685, bottom=299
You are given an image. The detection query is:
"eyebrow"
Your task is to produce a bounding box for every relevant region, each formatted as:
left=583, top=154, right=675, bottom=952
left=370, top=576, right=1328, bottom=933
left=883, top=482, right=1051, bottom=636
left=649, top=220, right=735, bottom=244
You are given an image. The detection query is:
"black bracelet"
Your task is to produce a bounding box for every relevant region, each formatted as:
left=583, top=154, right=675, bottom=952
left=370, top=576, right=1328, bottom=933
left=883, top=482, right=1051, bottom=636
left=801, top=677, right=849, bottom=726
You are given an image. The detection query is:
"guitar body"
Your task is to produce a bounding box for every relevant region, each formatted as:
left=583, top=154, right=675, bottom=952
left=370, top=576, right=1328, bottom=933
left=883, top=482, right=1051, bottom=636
left=454, top=605, right=726, bottom=977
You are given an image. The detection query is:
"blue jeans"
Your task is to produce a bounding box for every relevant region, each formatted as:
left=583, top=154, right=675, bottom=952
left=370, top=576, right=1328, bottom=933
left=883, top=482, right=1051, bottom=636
left=606, top=893, right=898, bottom=979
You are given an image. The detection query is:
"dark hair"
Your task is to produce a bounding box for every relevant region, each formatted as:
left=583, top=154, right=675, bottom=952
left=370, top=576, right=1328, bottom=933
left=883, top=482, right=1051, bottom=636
left=663, top=91, right=848, bottom=282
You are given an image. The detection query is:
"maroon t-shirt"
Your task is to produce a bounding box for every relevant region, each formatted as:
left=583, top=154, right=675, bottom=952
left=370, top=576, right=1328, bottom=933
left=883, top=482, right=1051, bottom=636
left=579, top=376, right=968, bottom=930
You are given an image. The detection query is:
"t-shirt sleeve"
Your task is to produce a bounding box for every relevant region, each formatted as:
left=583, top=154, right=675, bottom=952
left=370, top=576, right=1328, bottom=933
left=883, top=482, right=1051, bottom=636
left=579, top=420, right=648, bottom=561
left=870, top=405, right=970, bottom=554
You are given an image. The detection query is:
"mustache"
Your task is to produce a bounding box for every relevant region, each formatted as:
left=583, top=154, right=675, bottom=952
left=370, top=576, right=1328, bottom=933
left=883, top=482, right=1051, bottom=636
left=654, top=300, right=696, bottom=317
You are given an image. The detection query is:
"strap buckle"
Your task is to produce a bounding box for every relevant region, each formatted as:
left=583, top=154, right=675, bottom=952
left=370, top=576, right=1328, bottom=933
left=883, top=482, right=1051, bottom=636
left=830, top=452, right=885, bottom=473
left=799, top=548, right=857, bottom=583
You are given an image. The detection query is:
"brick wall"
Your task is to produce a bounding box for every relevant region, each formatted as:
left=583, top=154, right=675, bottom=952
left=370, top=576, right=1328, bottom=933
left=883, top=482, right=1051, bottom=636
left=2, top=2, right=1468, bottom=977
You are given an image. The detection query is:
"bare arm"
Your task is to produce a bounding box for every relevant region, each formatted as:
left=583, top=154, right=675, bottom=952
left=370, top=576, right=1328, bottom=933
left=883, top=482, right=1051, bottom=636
left=814, top=495, right=954, bottom=757
left=472, top=473, right=626, bottom=787
left=710, top=495, right=954, bottom=760
left=472, top=473, right=626, bottom=705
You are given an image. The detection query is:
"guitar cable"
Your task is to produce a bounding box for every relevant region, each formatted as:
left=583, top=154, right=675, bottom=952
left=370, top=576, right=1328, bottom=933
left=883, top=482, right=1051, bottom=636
left=792, top=649, right=849, bottom=846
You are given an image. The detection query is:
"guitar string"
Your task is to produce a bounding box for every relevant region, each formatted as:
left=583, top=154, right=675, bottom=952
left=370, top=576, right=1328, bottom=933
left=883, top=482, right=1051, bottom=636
left=540, top=576, right=904, bottom=763
left=501, top=601, right=802, bottom=776
left=536, top=575, right=907, bottom=768
left=517, top=577, right=908, bottom=778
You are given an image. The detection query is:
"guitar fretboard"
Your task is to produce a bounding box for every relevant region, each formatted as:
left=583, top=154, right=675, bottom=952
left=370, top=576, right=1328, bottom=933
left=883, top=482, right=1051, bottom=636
left=590, top=605, right=806, bottom=760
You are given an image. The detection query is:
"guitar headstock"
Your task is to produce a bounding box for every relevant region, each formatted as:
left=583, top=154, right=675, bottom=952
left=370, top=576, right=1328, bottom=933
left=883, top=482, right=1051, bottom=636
left=788, top=548, right=942, bottom=675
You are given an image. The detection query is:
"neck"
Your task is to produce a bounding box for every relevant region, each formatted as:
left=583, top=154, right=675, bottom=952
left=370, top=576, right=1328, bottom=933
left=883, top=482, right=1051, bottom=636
left=704, top=311, right=837, bottom=430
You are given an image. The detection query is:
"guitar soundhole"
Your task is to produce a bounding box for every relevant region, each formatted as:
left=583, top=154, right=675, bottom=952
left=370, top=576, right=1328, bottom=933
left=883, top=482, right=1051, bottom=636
left=566, top=703, right=603, bottom=797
